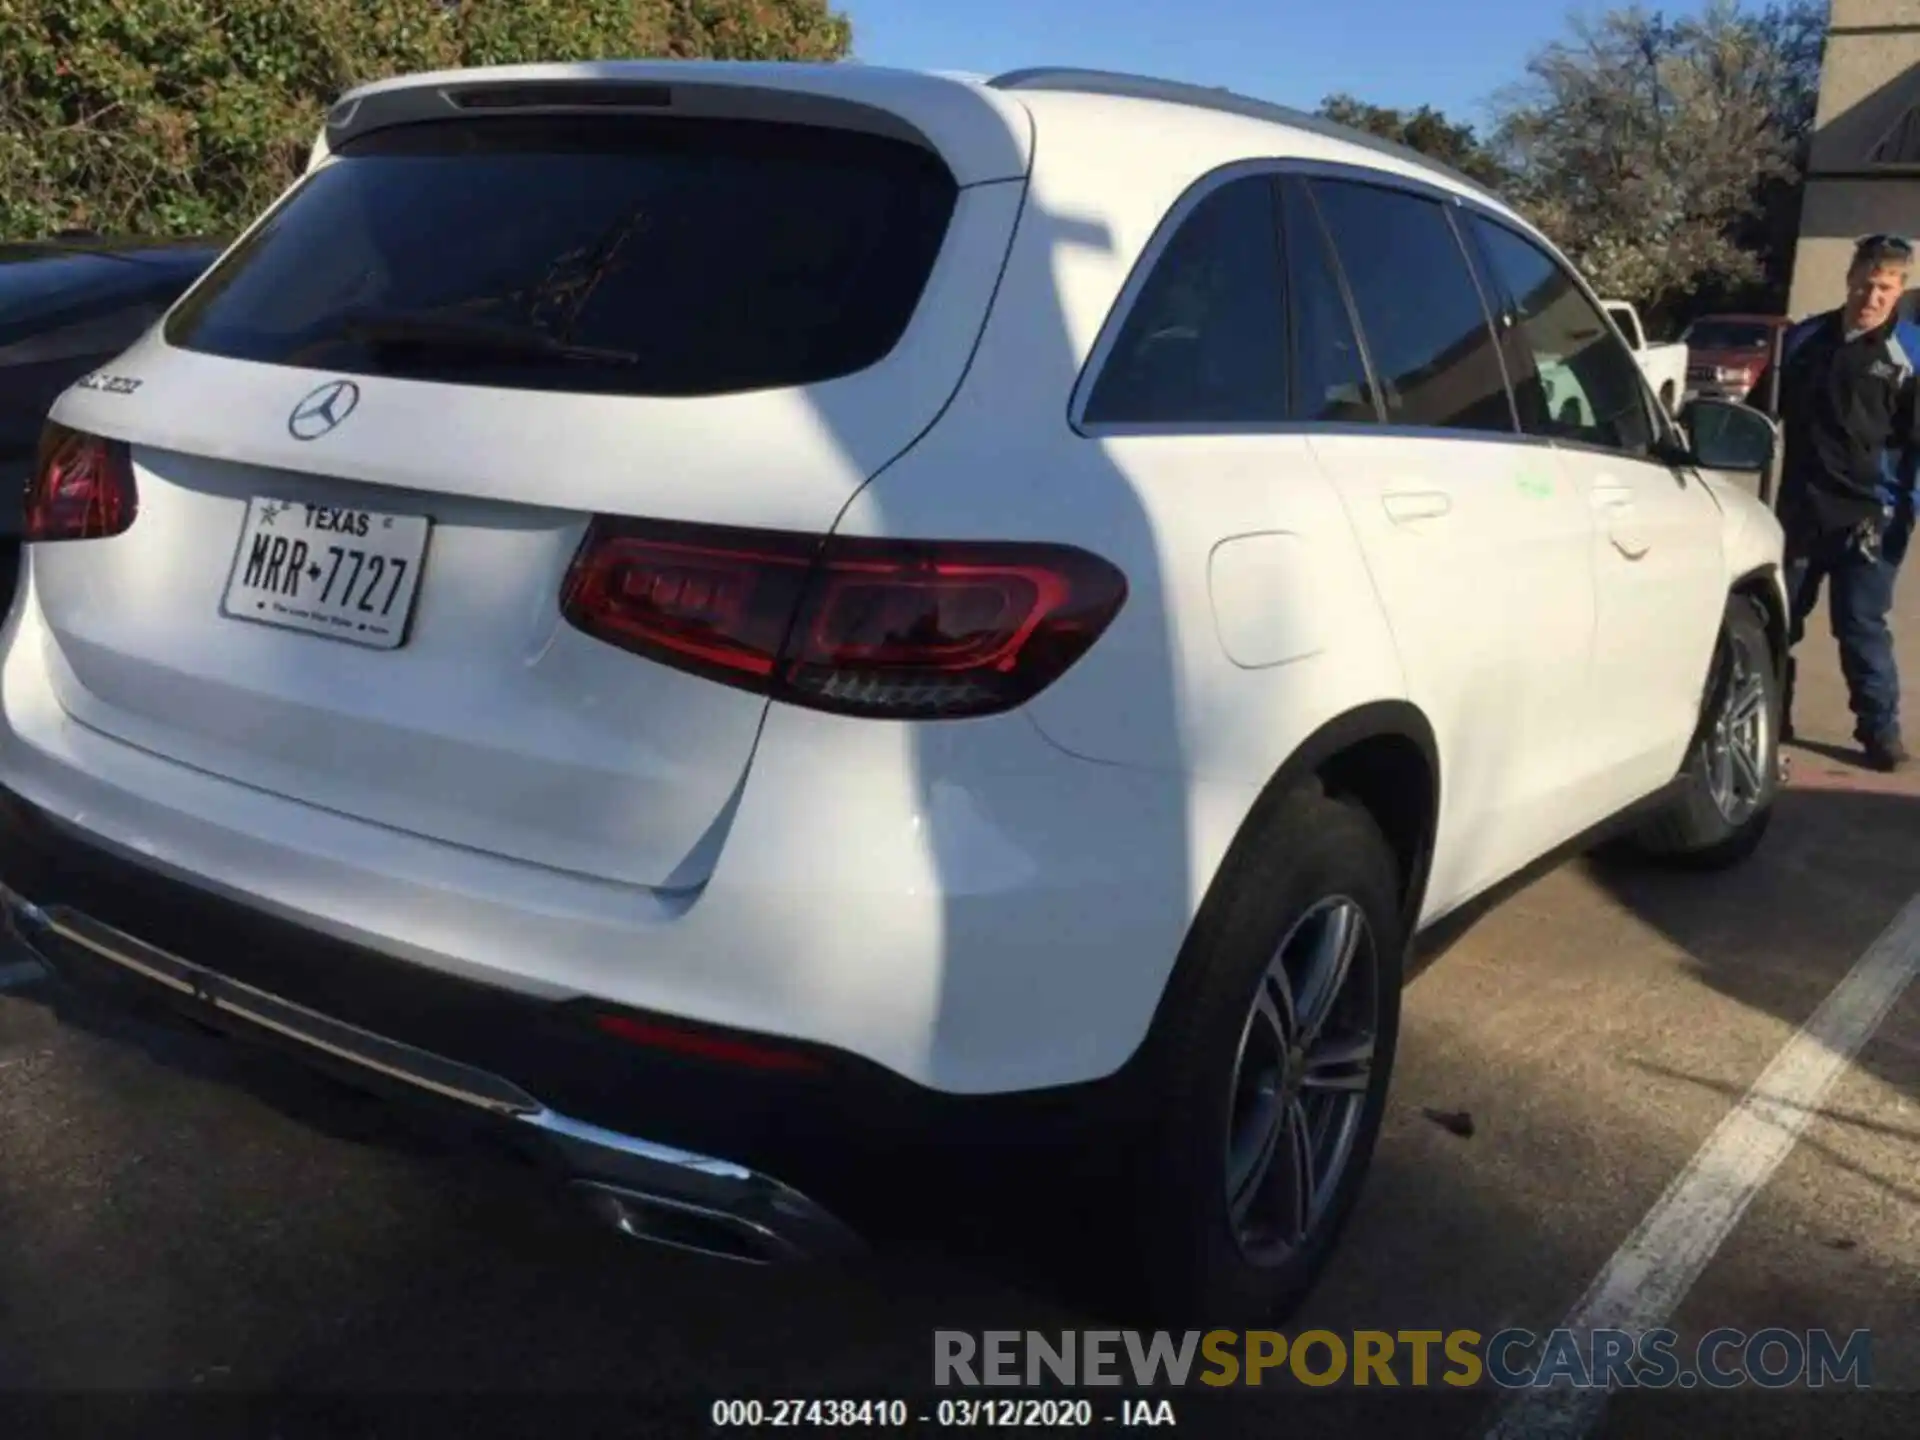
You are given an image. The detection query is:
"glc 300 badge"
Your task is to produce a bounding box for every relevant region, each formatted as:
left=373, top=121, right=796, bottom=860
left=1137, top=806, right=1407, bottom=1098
left=74, top=371, right=142, bottom=395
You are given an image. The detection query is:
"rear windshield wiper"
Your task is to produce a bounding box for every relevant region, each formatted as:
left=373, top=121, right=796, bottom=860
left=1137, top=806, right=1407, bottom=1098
left=295, top=309, right=638, bottom=366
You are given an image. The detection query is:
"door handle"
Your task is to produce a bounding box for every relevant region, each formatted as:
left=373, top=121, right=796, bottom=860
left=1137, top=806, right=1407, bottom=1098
left=1609, top=529, right=1651, bottom=560
left=1383, top=491, right=1451, bottom=523
left=1592, top=481, right=1648, bottom=557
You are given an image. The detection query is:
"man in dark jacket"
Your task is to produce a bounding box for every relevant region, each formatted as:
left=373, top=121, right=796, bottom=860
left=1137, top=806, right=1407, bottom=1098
left=1751, top=234, right=1920, bottom=771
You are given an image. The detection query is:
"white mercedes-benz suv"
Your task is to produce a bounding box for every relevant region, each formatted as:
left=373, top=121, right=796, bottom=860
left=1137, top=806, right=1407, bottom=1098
left=0, top=61, right=1787, bottom=1323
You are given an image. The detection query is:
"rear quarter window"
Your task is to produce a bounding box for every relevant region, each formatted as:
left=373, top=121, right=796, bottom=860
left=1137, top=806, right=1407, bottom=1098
left=162, top=115, right=960, bottom=397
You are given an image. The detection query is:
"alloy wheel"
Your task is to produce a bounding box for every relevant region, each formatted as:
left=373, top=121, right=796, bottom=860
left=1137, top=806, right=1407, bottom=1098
left=1704, top=627, right=1772, bottom=826
left=1223, top=896, right=1379, bottom=1266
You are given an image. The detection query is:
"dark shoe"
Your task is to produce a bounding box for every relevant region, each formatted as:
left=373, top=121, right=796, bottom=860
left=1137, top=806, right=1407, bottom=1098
left=1862, top=732, right=1910, bottom=772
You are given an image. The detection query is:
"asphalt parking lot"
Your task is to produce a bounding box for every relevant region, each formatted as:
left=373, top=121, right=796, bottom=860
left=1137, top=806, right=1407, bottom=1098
left=2, top=549, right=1917, bottom=1440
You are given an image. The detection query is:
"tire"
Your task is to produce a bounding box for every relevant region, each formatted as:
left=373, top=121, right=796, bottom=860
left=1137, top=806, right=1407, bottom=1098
left=1110, top=779, right=1405, bottom=1327
left=1633, top=594, right=1781, bottom=868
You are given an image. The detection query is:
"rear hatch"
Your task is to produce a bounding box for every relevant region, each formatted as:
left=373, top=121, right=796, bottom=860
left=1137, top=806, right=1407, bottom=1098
left=35, top=70, right=1032, bottom=890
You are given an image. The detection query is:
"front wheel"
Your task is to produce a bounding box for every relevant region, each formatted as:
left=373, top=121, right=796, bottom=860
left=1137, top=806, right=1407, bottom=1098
left=1113, top=782, right=1405, bottom=1326
left=1633, top=595, right=1781, bottom=868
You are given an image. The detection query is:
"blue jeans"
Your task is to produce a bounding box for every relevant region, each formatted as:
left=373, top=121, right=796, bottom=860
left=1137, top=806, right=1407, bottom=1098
left=1782, top=507, right=1911, bottom=743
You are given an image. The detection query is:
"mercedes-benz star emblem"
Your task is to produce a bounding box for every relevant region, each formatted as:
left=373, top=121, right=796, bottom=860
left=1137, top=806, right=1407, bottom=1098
left=287, top=379, right=360, bottom=441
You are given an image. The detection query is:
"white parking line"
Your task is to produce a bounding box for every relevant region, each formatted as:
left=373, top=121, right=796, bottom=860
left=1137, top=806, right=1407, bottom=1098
left=1482, top=892, right=1920, bottom=1440
left=0, top=958, right=45, bottom=992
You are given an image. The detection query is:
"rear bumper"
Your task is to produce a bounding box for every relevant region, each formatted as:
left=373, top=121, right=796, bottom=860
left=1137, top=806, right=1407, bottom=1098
left=0, top=786, right=1119, bottom=1257
left=3, top=879, right=860, bottom=1264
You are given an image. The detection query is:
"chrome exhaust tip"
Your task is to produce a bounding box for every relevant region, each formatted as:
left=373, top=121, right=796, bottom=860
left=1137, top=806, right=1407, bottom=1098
left=0, top=883, right=49, bottom=936
left=574, top=1181, right=808, bottom=1265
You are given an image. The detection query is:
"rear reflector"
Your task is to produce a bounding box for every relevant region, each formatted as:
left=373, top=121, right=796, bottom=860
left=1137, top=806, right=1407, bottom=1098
left=560, top=517, right=1127, bottom=719
left=25, top=422, right=137, bottom=543
left=594, top=1013, right=826, bottom=1073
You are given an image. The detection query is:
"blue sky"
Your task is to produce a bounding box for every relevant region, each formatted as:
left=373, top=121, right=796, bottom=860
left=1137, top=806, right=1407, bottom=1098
left=839, top=0, right=1728, bottom=130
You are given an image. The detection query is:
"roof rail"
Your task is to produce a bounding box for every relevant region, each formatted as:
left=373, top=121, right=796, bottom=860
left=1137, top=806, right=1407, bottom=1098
left=985, top=67, right=1504, bottom=205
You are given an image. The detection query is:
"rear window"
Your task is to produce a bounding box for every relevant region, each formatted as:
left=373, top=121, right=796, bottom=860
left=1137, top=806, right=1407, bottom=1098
left=162, top=115, right=960, bottom=397
left=1683, top=321, right=1774, bottom=351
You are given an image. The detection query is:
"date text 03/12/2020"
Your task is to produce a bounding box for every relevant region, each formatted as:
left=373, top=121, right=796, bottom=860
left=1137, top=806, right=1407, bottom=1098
left=709, top=1399, right=1178, bottom=1428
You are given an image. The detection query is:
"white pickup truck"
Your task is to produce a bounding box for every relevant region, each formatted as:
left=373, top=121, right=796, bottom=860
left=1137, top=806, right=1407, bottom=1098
left=1603, top=299, right=1688, bottom=415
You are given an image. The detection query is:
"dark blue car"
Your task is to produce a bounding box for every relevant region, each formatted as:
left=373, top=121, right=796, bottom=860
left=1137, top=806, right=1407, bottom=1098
left=1, top=234, right=225, bottom=545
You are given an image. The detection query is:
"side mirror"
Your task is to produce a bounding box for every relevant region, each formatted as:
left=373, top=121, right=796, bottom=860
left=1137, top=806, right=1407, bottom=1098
left=1679, top=397, right=1778, bottom=474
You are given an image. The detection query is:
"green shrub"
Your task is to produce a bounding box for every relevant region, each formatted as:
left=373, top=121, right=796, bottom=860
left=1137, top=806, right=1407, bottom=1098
left=0, top=0, right=853, bottom=241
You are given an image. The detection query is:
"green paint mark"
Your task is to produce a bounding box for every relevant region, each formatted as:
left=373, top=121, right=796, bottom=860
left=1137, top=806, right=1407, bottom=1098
left=1515, top=473, right=1555, bottom=499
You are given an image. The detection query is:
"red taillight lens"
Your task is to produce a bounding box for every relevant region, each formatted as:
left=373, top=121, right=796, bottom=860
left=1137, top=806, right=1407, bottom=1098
left=560, top=519, right=1128, bottom=720
left=25, top=423, right=137, bottom=543
left=781, top=539, right=1122, bottom=716
left=558, top=521, right=819, bottom=685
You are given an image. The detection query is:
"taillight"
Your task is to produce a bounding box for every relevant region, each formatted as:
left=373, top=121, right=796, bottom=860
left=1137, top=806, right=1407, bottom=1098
left=559, top=518, right=1128, bottom=720
left=25, top=422, right=137, bottom=543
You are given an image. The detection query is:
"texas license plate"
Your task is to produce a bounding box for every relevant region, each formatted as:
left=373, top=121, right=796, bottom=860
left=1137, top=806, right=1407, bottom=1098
left=220, top=496, right=431, bottom=650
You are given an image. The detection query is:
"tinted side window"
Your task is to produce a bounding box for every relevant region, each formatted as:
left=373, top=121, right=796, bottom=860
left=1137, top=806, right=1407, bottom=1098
left=1083, top=175, right=1287, bottom=425
left=1278, top=179, right=1376, bottom=424
left=1305, top=179, right=1514, bottom=433
left=1469, top=217, right=1654, bottom=456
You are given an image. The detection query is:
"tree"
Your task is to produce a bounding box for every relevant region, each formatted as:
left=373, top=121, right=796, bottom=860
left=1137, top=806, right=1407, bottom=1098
left=0, top=0, right=854, bottom=242
left=1489, top=0, right=1822, bottom=318
left=1732, top=0, right=1829, bottom=311
left=1316, top=93, right=1512, bottom=189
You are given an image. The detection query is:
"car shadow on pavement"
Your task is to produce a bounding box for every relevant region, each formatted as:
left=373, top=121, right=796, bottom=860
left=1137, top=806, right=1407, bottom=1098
left=0, top=999, right=1567, bottom=1440
left=1622, top=1052, right=1920, bottom=1210
left=4, top=920, right=1901, bottom=1437
left=9, top=956, right=1892, bottom=1440
left=1581, top=786, right=1920, bottom=1121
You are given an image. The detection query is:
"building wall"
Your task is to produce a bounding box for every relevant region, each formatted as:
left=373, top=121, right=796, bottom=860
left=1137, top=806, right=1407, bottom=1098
left=1788, top=0, right=1920, bottom=317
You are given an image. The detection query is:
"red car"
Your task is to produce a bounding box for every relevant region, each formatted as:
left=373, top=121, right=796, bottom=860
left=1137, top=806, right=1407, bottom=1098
left=1682, top=313, right=1791, bottom=405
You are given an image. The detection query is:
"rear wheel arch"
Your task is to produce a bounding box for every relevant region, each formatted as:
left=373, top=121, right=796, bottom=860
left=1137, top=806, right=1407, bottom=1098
left=1194, top=702, right=1440, bottom=964
left=1098, top=702, right=1437, bottom=1319
left=1114, top=700, right=1439, bottom=1096
left=1307, top=711, right=1439, bottom=933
